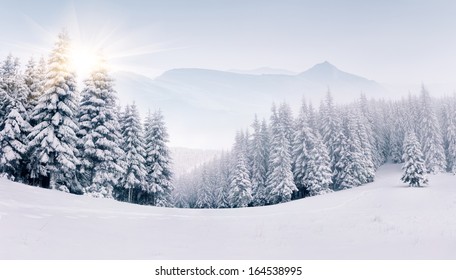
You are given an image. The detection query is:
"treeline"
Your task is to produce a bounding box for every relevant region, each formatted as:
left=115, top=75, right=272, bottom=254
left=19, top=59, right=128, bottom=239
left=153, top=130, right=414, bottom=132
left=0, top=32, right=173, bottom=206
left=174, top=89, right=456, bottom=208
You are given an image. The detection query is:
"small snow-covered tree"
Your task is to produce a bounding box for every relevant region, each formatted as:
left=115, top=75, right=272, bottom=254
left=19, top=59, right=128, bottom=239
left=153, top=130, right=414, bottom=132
left=27, top=31, right=81, bottom=193
left=143, top=110, right=173, bottom=207
left=401, top=131, right=428, bottom=187
left=77, top=60, right=124, bottom=198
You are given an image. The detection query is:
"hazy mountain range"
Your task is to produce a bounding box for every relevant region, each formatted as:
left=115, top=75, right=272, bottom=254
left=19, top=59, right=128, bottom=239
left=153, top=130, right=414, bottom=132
left=113, top=61, right=389, bottom=149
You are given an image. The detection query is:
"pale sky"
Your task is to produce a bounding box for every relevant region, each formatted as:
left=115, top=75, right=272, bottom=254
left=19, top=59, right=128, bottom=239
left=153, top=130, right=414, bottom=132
left=1, top=0, right=456, bottom=84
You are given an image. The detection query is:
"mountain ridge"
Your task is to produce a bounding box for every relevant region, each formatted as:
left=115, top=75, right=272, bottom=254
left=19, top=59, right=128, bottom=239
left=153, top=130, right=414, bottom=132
left=113, top=62, right=388, bottom=149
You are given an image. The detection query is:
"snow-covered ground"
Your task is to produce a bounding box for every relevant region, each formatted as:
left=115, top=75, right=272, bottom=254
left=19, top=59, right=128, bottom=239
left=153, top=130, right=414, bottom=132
left=1, top=163, right=455, bottom=259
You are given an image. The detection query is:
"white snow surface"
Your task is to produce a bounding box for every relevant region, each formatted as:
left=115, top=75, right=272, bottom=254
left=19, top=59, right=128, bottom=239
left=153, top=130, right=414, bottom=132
left=1, top=163, right=455, bottom=259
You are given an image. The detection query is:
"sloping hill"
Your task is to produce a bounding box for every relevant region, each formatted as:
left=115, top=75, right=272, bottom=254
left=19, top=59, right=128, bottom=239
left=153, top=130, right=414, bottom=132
left=1, top=163, right=454, bottom=259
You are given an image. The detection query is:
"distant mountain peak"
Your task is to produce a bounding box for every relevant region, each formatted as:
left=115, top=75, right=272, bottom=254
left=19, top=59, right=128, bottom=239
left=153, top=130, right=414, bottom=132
left=302, top=61, right=339, bottom=75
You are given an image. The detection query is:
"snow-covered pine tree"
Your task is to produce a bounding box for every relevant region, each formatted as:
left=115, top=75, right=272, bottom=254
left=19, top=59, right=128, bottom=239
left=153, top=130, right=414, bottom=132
left=196, top=163, right=216, bottom=208
left=27, top=31, right=81, bottom=193
left=265, top=104, right=297, bottom=204
left=117, top=103, right=147, bottom=203
left=77, top=59, right=125, bottom=198
left=0, top=55, right=26, bottom=124
left=292, top=100, right=315, bottom=198
left=229, top=130, right=253, bottom=208
left=23, top=57, right=44, bottom=115
left=27, top=32, right=81, bottom=192
left=401, top=131, right=428, bottom=187
left=418, top=86, right=446, bottom=173
left=389, top=101, right=408, bottom=163
left=332, top=129, right=361, bottom=190
left=304, top=133, right=333, bottom=196
left=215, top=151, right=232, bottom=208
left=0, top=56, right=31, bottom=180
left=143, top=110, right=173, bottom=207
left=249, top=116, right=269, bottom=206
left=441, top=95, right=456, bottom=174
left=319, top=91, right=341, bottom=187
left=359, top=94, right=386, bottom=168
left=351, top=106, right=376, bottom=183
left=278, top=102, right=294, bottom=154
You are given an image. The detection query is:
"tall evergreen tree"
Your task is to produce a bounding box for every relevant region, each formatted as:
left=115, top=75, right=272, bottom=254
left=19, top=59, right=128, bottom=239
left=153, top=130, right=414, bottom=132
left=27, top=32, right=81, bottom=193
left=23, top=57, right=44, bottom=115
left=292, top=100, right=314, bottom=198
left=442, top=96, right=456, bottom=174
left=418, top=87, right=446, bottom=173
left=332, top=129, right=361, bottom=190
left=304, top=133, right=333, bottom=196
left=143, top=110, right=173, bottom=207
left=0, top=99, right=30, bottom=180
left=77, top=60, right=124, bottom=198
left=229, top=131, right=253, bottom=207
left=249, top=116, right=269, bottom=206
left=117, top=103, right=147, bottom=203
left=265, top=104, right=297, bottom=204
left=196, top=164, right=216, bottom=208
left=401, top=131, right=428, bottom=187
left=320, top=91, right=341, bottom=186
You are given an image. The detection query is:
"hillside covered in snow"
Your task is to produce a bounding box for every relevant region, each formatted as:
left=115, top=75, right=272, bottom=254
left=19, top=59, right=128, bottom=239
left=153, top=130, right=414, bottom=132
left=1, top=163, right=455, bottom=259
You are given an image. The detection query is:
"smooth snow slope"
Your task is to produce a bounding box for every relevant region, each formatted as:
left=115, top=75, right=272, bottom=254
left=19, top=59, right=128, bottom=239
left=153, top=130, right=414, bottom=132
left=1, top=163, right=455, bottom=259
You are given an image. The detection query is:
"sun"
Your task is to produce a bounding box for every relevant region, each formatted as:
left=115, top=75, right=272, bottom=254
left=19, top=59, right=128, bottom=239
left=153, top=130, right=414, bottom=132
left=68, top=44, right=102, bottom=80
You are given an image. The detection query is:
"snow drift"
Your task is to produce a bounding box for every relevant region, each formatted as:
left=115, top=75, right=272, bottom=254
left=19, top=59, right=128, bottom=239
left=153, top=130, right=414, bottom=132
left=0, top=163, right=455, bottom=259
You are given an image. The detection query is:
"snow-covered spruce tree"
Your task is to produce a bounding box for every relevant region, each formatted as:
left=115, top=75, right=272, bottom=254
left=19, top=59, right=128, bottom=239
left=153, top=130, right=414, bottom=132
left=418, top=87, right=445, bottom=173
left=401, top=131, right=428, bottom=187
left=292, top=100, right=315, bottom=199
left=23, top=57, right=44, bottom=115
left=0, top=56, right=31, bottom=180
left=249, top=116, right=269, bottom=206
left=27, top=32, right=81, bottom=192
left=359, top=94, right=386, bottom=168
left=350, top=106, right=375, bottom=183
left=195, top=163, right=216, bottom=208
left=229, top=130, right=253, bottom=208
left=0, top=55, right=27, bottom=124
left=265, top=104, right=297, bottom=204
left=143, top=110, right=173, bottom=207
left=0, top=100, right=31, bottom=180
left=215, top=151, right=232, bottom=208
left=278, top=102, right=294, bottom=154
left=441, top=95, right=456, bottom=174
left=77, top=60, right=125, bottom=198
left=332, top=129, right=361, bottom=190
left=116, top=104, right=147, bottom=203
left=388, top=101, right=408, bottom=163
left=319, top=91, right=341, bottom=189
left=304, top=133, right=333, bottom=196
